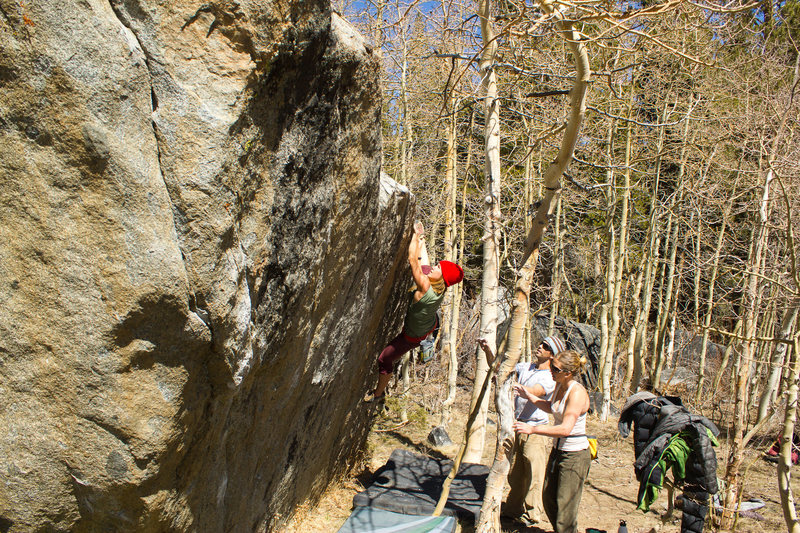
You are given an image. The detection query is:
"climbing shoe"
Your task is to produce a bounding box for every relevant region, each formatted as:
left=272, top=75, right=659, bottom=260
left=363, top=391, right=386, bottom=403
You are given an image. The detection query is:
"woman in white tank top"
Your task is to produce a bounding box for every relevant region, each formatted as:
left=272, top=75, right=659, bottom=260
left=512, top=350, right=592, bottom=533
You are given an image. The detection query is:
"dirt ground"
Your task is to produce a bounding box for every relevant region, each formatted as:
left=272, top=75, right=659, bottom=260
left=284, top=384, right=798, bottom=533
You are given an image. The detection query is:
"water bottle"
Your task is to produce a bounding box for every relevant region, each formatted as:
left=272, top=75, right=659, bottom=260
left=618, top=520, right=628, bottom=533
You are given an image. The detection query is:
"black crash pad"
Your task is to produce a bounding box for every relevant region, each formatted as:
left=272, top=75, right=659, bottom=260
left=353, top=448, right=489, bottom=521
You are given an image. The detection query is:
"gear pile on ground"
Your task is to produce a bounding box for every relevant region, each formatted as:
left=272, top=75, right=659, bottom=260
left=618, top=391, right=720, bottom=533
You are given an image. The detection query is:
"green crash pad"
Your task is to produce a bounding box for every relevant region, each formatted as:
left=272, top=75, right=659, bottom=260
left=336, top=507, right=457, bottom=533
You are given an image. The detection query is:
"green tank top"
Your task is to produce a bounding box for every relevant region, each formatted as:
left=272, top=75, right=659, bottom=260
left=403, top=287, right=445, bottom=338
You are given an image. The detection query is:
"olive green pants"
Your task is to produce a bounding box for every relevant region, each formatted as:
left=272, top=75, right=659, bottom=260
left=505, top=432, right=550, bottom=523
left=542, top=446, right=592, bottom=533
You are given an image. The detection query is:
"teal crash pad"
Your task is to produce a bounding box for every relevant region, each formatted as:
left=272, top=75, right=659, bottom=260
left=336, top=507, right=457, bottom=533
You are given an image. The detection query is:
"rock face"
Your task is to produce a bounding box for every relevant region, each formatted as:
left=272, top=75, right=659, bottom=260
left=0, top=2, right=410, bottom=531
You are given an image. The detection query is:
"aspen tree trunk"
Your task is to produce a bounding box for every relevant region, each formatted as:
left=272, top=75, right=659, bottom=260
left=633, top=231, right=659, bottom=390
left=441, top=265, right=463, bottom=427
left=652, top=209, right=678, bottom=388
left=441, top=104, right=473, bottom=427
left=722, top=65, right=799, bottom=506
left=631, top=208, right=661, bottom=391
left=665, top=257, right=685, bottom=372
left=598, top=219, right=615, bottom=414
left=712, top=319, right=743, bottom=395
left=400, top=353, right=411, bottom=423
left=598, top=118, right=616, bottom=401
left=476, top=254, right=535, bottom=533
left=750, top=303, right=777, bottom=411
left=758, top=308, right=798, bottom=423
left=372, top=1, right=383, bottom=61
left=695, top=201, right=730, bottom=404
left=692, top=210, right=702, bottom=371
left=433, top=116, right=477, bottom=512
left=778, top=138, right=800, bottom=530
left=630, top=100, right=668, bottom=390
left=442, top=79, right=458, bottom=262
left=439, top=80, right=459, bottom=427
left=721, top=157, right=775, bottom=529
left=602, top=108, right=634, bottom=420
left=464, top=0, right=501, bottom=464
left=621, top=246, right=646, bottom=398
left=652, top=110, right=692, bottom=386
left=722, top=156, right=779, bottom=521
left=665, top=285, right=679, bottom=372
left=779, top=332, right=800, bottom=533
left=476, top=4, right=590, bottom=529
left=398, top=16, right=411, bottom=185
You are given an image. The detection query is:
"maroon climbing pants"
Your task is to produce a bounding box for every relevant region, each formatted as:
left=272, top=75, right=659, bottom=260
left=377, top=332, right=422, bottom=375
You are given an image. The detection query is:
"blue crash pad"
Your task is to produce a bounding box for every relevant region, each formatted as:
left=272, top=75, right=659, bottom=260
left=337, top=507, right=457, bottom=533
left=352, top=448, right=489, bottom=521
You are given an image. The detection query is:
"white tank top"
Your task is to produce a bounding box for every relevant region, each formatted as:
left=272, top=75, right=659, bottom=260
left=551, top=381, right=589, bottom=452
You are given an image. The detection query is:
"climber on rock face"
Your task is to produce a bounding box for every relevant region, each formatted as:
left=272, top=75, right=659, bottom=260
left=364, top=221, right=464, bottom=403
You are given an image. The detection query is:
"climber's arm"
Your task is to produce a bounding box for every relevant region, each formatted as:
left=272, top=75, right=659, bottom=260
left=409, top=226, right=430, bottom=295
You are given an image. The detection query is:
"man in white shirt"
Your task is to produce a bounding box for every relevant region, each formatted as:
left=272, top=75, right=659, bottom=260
left=503, top=335, right=565, bottom=527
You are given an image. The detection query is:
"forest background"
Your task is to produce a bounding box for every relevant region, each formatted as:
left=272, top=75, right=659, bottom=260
left=337, top=0, right=799, bottom=530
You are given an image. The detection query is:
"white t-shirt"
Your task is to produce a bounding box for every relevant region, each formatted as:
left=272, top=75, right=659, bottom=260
left=514, top=362, right=556, bottom=426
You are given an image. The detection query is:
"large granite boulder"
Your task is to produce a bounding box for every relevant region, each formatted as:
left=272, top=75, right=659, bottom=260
left=0, top=1, right=409, bottom=531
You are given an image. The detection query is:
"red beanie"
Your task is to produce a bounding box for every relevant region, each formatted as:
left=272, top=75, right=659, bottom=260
left=439, top=260, right=464, bottom=287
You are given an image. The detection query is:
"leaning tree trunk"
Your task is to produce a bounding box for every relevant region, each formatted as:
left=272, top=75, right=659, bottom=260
left=464, top=0, right=501, bottom=464
left=475, top=3, right=591, bottom=530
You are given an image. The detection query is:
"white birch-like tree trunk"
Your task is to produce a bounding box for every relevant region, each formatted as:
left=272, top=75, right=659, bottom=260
left=464, top=0, right=501, bottom=464
left=778, top=136, right=800, bottom=530
left=721, top=152, right=776, bottom=529
left=722, top=51, right=798, bottom=514
left=441, top=101, right=472, bottom=428
left=695, top=198, right=730, bottom=404
left=398, top=14, right=411, bottom=185
left=757, top=307, right=799, bottom=423
left=602, top=107, right=633, bottom=420
left=597, top=118, right=615, bottom=403
left=778, top=332, right=800, bottom=533
left=548, top=196, right=563, bottom=336
left=652, top=209, right=677, bottom=388
left=439, top=77, right=460, bottom=427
